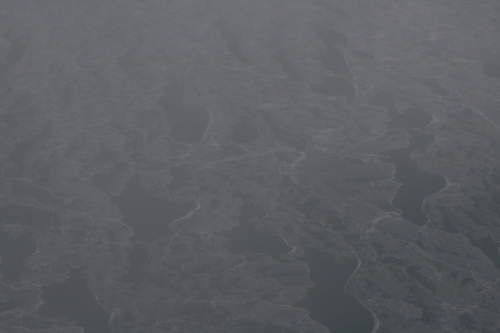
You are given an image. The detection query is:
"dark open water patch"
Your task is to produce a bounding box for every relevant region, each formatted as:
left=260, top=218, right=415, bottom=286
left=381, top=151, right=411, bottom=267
left=489, top=192, right=500, bottom=216
left=311, top=1, right=352, bottom=20
left=225, top=203, right=290, bottom=257
left=0, top=284, right=18, bottom=313
left=351, top=50, right=375, bottom=60
left=315, top=24, right=350, bottom=75
left=441, top=215, right=459, bottom=234
left=119, top=242, right=150, bottom=283
left=274, top=48, right=301, bottom=82
left=383, top=137, right=446, bottom=226
left=238, top=321, right=296, bottom=333
left=213, top=18, right=252, bottom=66
left=310, top=76, right=356, bottom=100
left=9, top=124, right=52, bottom=174
left=315, top=25, right=349, bottom=47
left=464, top=209, right=487, bottom=227
left=296, top=248, right=374, bottom=333
left=1, top=94, right=35, bottom=129
left=318, top=47, right=350, bottom=75
left=371, top=91, right=446, bottom=226
left=158, top=81, right=210, bottom=144
left=38, top=271, right=111, bottom=333
left=0, top=226, right=36, bottom=282
left=370, top=91, right=396, bottom=110
left=169, top=164, right=192, bottom=190
left=0, top=204, right=60, bottom=232
left=91, top=162, right=127, bottom=192
left=483, top=63, right=500, bottom=80
left=225, top=222, right=290, bottom=258
left=259, top=110, right=309, bottom=152
left=388, top=107, right=433, bottom=131
left=405, top=265, right=436, bottom=294
left=468, top=235, right=500, bottom=270
left=413, top=77, right=449, bottom=96
left=0, top=31, right=28, bottom=73
left=370, top=91, right=432, bottom=131
left=295, top=196, right=321, bottom=218
left=228, top=119, right=259, bottom=144
left=114, top=176, right=195, bottom=243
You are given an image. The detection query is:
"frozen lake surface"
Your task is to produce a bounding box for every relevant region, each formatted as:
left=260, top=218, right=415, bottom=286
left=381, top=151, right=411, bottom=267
left=1, top=1, right=500, bottom=332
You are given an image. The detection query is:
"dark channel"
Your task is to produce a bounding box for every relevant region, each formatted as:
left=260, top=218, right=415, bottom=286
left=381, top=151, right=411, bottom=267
left=296, top=248, right=374, bottom=333
left=114, top=175, right=196, bottom=243
left=38, top=271, right=111, bottom=333
left=372, top=91, right=447, bottom=226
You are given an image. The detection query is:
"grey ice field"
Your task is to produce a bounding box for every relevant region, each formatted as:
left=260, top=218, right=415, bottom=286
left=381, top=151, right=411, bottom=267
left=1, top=1, right=500, bottom=332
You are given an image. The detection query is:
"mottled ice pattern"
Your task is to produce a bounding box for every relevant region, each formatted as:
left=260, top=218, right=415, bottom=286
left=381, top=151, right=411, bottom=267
left=1, top=1, right=500, bottom=332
